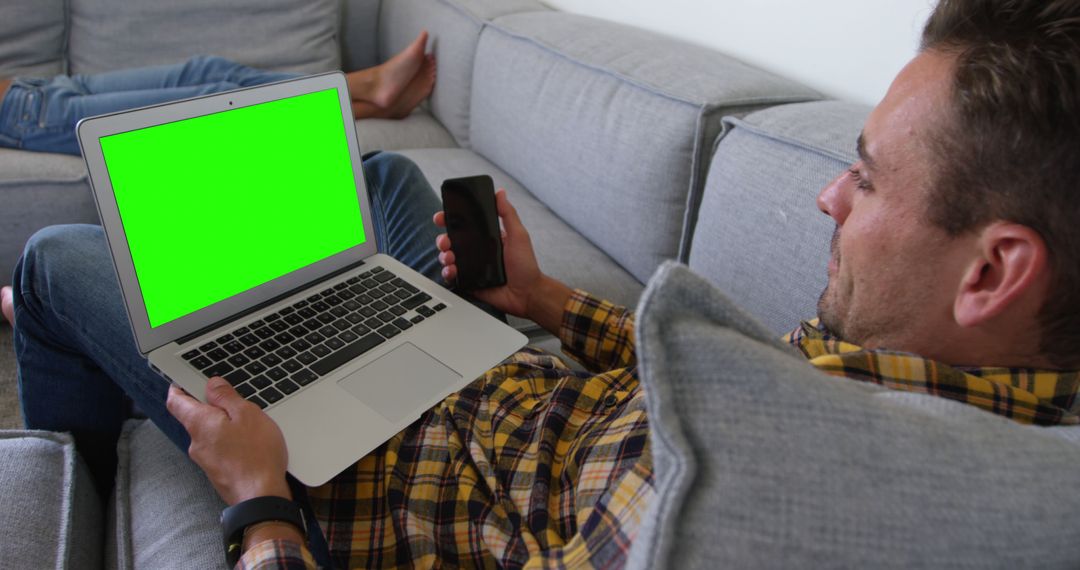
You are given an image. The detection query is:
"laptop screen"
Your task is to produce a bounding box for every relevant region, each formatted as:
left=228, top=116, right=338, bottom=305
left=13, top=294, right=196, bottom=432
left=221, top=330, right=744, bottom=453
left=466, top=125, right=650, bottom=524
left=100, top=87, right=366, bottom=329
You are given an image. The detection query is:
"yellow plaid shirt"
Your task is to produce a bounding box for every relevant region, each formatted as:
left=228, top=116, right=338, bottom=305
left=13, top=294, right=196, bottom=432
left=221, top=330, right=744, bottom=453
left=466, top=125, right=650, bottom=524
left=238, top=302, right=1080, bottom=569
left=240, top=291, right=652, bottom=569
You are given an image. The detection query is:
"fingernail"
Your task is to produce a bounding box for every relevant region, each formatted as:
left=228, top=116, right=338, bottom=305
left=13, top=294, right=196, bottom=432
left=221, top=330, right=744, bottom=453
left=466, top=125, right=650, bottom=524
left=209, top=376, right=228, bottom=389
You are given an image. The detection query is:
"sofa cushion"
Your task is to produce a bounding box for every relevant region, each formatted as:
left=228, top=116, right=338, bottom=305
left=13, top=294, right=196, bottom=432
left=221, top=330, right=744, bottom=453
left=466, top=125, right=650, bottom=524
left=109, top=420, right=226, bottom=570
left=688, top=101, right=869, bottom=334
left=0, top=150, right=98, bottom=278
left=340, top=0, right=382, bottom=72
left=627, top=263, right=1080, bottom=569
left=355, top=109, right=458, bottom=153
left=378, top=0, right=548, bottom=148
left=68, top=0, right=341, bottom=74
left=0, top=430, right=102, bottom=570
left=470, top=12, right=820, bottom=286
left=0, top=0, right=66, bottom=77
left=397, top=148, right=644, bottom=309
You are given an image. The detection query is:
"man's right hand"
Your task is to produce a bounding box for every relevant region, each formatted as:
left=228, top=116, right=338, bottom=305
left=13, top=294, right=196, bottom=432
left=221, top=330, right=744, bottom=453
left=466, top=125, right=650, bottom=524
left=434, top=189, right=572, bottom=334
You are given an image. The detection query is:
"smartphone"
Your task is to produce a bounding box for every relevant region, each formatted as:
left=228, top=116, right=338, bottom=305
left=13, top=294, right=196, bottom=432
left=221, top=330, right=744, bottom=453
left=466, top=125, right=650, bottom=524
left=440, top=175, right=507, bottom=291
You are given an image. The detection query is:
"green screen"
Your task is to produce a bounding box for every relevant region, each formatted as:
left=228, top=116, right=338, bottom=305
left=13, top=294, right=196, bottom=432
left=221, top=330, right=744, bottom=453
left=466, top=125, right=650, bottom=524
left=101, top=88, right=366, bottom=328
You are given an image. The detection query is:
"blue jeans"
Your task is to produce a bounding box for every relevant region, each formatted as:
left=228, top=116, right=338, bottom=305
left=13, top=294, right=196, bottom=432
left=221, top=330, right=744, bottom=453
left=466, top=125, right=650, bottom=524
left=0, top=56, right=297, bottom=155
left=11, top=152, right=443, bottom=485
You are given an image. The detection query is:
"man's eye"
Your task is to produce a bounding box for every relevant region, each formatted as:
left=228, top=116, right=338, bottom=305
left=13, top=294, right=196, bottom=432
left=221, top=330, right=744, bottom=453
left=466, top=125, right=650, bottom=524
left=848, top=166, right=873, bottom=192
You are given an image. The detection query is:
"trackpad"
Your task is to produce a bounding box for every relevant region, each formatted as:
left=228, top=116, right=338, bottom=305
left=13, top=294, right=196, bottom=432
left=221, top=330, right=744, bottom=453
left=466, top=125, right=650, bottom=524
left=338, top=343, right=461, bottom=422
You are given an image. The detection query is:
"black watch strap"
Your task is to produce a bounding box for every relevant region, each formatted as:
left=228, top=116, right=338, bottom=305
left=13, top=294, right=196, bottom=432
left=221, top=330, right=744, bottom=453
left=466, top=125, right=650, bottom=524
left=221, top=496, right=306, bottom=566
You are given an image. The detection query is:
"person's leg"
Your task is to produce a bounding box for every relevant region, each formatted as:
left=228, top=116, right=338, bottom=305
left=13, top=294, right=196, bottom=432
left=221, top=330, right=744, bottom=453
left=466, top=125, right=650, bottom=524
left=12, top=225, right=188, bottom=494
left=345, top=31, right=428, bottom=108
left=362, top=151, right=444, bottom=281
left=4, top=57, right=299, bottom=155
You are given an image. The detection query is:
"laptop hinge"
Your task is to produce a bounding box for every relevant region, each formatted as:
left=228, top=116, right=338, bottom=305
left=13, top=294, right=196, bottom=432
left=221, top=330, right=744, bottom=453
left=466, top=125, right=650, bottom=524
left=176, top=258, right=368, bottom=346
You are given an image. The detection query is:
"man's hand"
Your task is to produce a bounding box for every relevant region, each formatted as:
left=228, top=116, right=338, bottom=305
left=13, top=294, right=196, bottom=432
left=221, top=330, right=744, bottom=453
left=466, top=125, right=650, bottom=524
left=434, top=189, right=573, bottom=334
left=166, top=377, right=292, bottom=506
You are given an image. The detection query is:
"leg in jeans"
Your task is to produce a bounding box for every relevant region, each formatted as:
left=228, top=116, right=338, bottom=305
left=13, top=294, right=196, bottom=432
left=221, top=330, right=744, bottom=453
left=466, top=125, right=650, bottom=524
left=0, top=56, right=298, bottom=155
left=13, top=152, right=442, bottom=493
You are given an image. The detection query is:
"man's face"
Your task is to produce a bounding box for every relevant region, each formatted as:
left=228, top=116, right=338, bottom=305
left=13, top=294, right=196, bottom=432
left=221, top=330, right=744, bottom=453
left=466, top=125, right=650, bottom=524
left=816, top=50, right=978, bottom=355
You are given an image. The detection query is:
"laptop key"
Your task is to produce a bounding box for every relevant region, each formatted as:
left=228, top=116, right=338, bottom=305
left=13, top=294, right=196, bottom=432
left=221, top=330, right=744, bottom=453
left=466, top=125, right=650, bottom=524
left=261, top=371, right=281, bottom=385
left=282, top=359, right=303, bottom=373
left=346, top=276, right=360, bottom=285
left=290, top=338, right=312, bottom=351
left=345, top=313, right=364, bottom=324
left=338, top=290, right=355, bottom=300
left=318, top=325, right=338, bottom=338
left=410, top=315, right=425, bottom=324
left=389, top=306, right=406, bottom=317
left=249, top=320, right=266, bottom=329
left=303, top=319, right=321, bottom=331
left=227, top=354, right=250, bottom=367
left=359, top=307, right=377, bottom=318
left=269, top=320, right=289, bottom=332
left=224, top=340, right=246, bottom=354
left=274, top=332, right=295, bottom=344
left=238, top=334, right=260, bottom=347
left=306, top=295, right=321, bottom=303
left=393, top=318, right=413, bottom=331
left=368, top=288, right=387, bottom=299
left=199, top=341, right=218, bottom=351
left=190, top=355, right=212, bottom=369
left=262, top=388, right=283, bottom=404
left=236, top=383, right=256, bottom=398
left=292, top=300, right=309, bottom=309
left=310, top=333, right=385, bottom=376
left=249, top=395, right=268, bottom=409
left=284, top=313, right=303, bottom=325
left=320, top=288, right=334, bottom=297
left=330, top=306, right=348, bottom=318
left=370, top=299, right=389, bottom=311
left=334, top=282, right=349, bottom=290
left=243, top=346, right=266, bottom=359
left=293, top=369, right=318, bottom=386
left=332, top=319, right=351, bottom=331
left=316, top=313, right=335, bottom=324
left=362, top=278, right=379, bottom=288
left=289, top=325, right=309, bottom=338
left=364, top=317, right=383, bottom=330
left=207, top=348, right=229, bottom=361
left=265, top=313, right=282, bottom=322
left=325, top=295, right=343, bottom=307
left=203, top=362, right=234, bottom=378
left=351, top=324, right=371, bottom=336
left=325, top=337, right=345, bottom=351
left=339, top=330, right=359, bottom=343
left=278, top=380, right=300, bottom=395
left=182, top=349, right=200, bottom=360
left=433, top=303, right=447, bottom=311
left=298, top=307, right=317, bottom=319
left=296, top=351, right=316, bottom=365
left=233, top=326, right=251, bottom=336
left=277, top=346, right=297, bottom=359
left=245, top=361, right=267, bottom=375
left=259, top=339, right=281, bottom=352
left=304, top=332, right=325, bottom=345
left=374, top=271, right=394, bottom=283
left=216, top=333, right=235, bottom=343
left=394, top=290, right=413, bottom=302
left=261, top=353, right=283, bottom=367
left=310, top=344, right=331, bottom=358
left=280, top=306, right=295, bottom=315
left=416, top=306, right=435, bottom=317
left=355, top=294, right=373, bottom=305
left=312, top=301, right=330, bottom=313
left=253, top=327, right=274, bottom=340
left=401, top=292, right=432, bottom=310
left=379, top=283, right=397, bottom=294
left=377, top=312, right=394, bottom=323
left=224, top=369, right=250, bottom=385
left=377, top=324, right=401, bottom=339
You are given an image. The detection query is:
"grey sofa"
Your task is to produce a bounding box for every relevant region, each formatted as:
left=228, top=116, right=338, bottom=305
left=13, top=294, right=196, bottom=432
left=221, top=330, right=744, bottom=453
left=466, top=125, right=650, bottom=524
left=4, top=0, right=1080, bottom=568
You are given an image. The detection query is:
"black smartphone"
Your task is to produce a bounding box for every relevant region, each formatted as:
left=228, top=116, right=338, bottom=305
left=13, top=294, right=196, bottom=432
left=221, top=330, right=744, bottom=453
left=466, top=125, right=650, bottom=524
left=440, top=175, right=506, bottom=291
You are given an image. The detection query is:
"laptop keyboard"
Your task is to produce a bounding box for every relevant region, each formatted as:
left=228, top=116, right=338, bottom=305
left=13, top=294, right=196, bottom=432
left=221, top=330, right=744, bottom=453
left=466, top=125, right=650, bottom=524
left=179, top=266, right=447, bottom=409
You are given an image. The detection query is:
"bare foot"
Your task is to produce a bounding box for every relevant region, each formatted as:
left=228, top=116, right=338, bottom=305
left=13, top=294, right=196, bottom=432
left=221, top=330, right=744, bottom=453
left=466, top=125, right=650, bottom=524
left=383, top=54, right=437, bottom=119
left=348, top=30, right=429, bottom=108
left=1, top=286, right=13, bottom=326
left=352, top=55, right=437, bottom=120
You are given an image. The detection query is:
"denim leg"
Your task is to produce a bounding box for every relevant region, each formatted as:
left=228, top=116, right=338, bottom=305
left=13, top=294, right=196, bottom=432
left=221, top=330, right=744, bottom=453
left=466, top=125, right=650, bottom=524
left=362, top=151, right=444, bottom=282
left=12, top=225, right=189, bottom=490
left=2, top=56, right=300, bottom=155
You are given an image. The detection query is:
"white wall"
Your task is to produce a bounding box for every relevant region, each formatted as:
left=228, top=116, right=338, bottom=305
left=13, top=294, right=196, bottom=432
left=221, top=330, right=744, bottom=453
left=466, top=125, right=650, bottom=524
left=540, top=0, right=936, bottom=106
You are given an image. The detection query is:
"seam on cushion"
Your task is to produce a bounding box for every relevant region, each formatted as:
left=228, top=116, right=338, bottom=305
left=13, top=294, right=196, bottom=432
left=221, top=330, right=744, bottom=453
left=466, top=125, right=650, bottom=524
left=61, top=0, right=71, bottom=75
left=0, top=176, right=89, bottom=186
left=724, top=116, right=858, bottom=164
left=483, top=17, right=818, bottom=110
left=678, top=104, right=722, bottom=264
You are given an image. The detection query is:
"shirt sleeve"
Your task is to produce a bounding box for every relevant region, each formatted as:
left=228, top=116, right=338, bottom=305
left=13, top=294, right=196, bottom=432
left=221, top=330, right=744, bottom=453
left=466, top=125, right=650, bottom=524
left=236, top=539, right=316, bottom=570
left=558, top=289, right=636, bottom=373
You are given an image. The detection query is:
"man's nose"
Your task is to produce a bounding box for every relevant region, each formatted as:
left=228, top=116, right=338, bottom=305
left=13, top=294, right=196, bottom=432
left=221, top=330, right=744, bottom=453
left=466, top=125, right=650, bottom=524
left=817, top=169, right=853, bottom=224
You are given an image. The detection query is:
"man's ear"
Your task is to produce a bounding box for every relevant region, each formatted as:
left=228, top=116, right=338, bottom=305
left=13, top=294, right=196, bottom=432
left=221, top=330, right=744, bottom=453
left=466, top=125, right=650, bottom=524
left=954, top=222, right=1049, bottom=328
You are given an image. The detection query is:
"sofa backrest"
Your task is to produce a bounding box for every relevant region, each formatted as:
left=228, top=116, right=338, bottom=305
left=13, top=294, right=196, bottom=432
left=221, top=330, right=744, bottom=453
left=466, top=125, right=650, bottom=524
left=467, top=12, right=821, bottom=286
left=376, top=0, right=549, bottom=148
left=687, top=100, right=869, bottom=334
left=0, top=0, right=67, bottom=77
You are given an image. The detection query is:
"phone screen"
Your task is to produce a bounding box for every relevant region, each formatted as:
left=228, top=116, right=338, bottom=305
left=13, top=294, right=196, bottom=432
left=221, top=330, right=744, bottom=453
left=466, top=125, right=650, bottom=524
left=441, top=175, right=506, bottom=291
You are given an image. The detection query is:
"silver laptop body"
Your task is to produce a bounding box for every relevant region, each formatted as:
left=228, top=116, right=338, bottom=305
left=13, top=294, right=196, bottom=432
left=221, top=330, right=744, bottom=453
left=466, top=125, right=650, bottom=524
left=77, top=73, right=527, bottom=486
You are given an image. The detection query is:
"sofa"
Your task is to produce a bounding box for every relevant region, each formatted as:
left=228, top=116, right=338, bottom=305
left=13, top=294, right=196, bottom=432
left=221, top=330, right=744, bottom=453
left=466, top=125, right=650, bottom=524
left=4, top=0, right=1080, bottom=568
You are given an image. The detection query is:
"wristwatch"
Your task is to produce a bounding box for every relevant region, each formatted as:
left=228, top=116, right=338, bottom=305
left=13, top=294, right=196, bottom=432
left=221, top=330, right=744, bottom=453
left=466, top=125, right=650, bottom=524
left=221, top=496, right=306, bottom=566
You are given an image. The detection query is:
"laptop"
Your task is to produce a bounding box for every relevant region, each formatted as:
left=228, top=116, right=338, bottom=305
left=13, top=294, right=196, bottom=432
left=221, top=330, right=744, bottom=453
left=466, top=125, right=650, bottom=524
left=76, top=72, right=527, bottom=486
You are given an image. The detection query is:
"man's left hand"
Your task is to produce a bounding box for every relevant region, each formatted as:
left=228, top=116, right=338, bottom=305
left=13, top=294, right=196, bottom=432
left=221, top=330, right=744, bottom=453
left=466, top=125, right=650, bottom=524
left=166, top=377, right=292, bottom=505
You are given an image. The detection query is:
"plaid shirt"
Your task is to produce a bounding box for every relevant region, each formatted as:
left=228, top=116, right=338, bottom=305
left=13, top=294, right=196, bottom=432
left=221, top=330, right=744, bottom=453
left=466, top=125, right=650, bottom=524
left=785, top=319, right=1080, bottom=426
left=239, top=304, right=1080, bottom=569
left=240, top=290, right=652, bottom=569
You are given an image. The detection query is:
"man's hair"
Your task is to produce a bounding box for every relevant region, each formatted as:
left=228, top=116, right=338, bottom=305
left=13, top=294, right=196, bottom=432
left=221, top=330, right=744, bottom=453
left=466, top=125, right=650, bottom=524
left=921, top=0, right=1080, bottom=368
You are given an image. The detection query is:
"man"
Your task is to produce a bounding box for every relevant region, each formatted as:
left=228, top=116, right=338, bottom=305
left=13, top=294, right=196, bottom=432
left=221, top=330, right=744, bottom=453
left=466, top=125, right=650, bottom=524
left=5, top=0, right=1079, bottom=566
